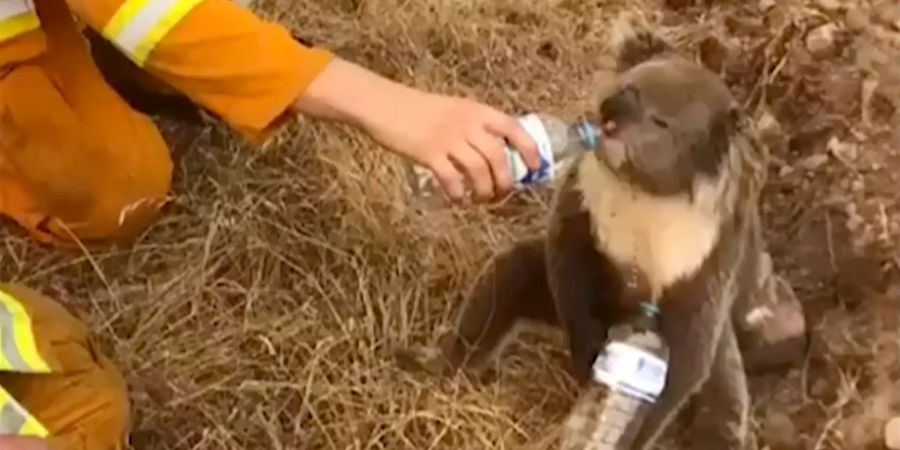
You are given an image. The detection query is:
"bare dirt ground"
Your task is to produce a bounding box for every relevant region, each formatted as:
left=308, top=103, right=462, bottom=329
left=1, top=0, right=898, bottom=449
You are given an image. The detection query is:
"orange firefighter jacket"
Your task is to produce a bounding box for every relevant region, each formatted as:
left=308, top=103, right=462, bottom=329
left=0, top=0, right=333, bottom=443
left=0, top=0, right=333, bottom=247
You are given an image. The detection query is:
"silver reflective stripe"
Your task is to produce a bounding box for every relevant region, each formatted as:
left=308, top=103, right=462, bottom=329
left=0, top=299, right=29, bottom=372
left=103, top=0, right=204, bottom=66
left=0, top=0, right=34, bottom=21
left=0, top=397, right=26, bottom=435
left=111, top=0, right=180, bottom=60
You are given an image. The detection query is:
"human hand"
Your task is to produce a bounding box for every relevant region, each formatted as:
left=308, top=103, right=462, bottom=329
left=363, top=90, right=541, bottom=202
left=292, top=58, right=541, bottom=202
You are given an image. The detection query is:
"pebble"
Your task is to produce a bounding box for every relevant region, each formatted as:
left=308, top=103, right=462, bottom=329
left=810, top=378, right=830, bottom=397
left=847, top=213, right=865, bottom=232
left=763, top=412, right=797, bottom=448
left=885, top=416, right=900, bottom=450
left=816, top=0, right=842, bottom=11
left=846, top=7, right=870, bottom=30
left=828, top=136, right=859, bottom=161
left=874, top=1, right=900, bottom=28
left=757, top=109, right=785, bottom=150
left=777, top=164, right=794, bottom=177
left=798, top=153, right=829, bottom=171
left=806, top=23, right=838, bottom=56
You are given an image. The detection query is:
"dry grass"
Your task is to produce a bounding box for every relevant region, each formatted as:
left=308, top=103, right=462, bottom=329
left=1, top=0, right=898, bottom=449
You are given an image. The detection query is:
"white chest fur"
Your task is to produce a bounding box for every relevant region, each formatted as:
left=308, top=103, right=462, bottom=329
left=574, top=156, right=724, bottom=299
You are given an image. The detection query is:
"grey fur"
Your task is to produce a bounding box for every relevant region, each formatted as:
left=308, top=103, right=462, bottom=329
left=394, top=26, right=807, bottom=450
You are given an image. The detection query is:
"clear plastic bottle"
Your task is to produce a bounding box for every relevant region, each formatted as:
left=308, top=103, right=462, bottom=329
left=563, top=303, right=670, bottom=450
left=404, top=113, right=600, bottom=208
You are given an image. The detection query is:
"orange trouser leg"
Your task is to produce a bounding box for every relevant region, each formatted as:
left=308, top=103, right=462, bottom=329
left=0, top=283, right=129, bottom=450
left=0, top=0, right=173, bottom=247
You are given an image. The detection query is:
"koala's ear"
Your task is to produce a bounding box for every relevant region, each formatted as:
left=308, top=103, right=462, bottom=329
left=608, top=13, right=671, bottom=72
left=697, top=36, right=731, bottom=74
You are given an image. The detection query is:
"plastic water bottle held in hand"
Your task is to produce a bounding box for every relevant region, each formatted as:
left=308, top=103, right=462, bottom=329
left=503, top=113, right=599, bottom=187
left=564, top=303, right=670, bottom=450
left=404, top=113, right=600, bottom=207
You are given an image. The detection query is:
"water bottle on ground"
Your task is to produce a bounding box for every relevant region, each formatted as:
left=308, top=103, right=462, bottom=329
left=562, top=302, right=670, bottom=450
left=404, top=113, right=600, bottom=209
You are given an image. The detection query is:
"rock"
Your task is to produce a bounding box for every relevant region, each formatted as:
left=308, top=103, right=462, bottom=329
left=847, top=213, right=865, bottom=232
left=778, top=165, right=794, bottom=177
left=763, top=412, right=797, bottom=448
left=822, top=74, right=860, bottom=115
left=873, top=1, right=900, bottom=28
left=846, top=6, right=871, bottom=30
left=885, top=417, right=900, bottom=450
left=816, top=0, right=841, bottom=12
left=811, top=378, right=830, bottom=397
left=828, top=136, right=859, bottom=162
left=798, top=153, right=829, bottom=171
left=759, top=0, right=776, bottom=11
left=806, top=23, right=838, bottom=56
left=757, top=108, right=786, bottom=152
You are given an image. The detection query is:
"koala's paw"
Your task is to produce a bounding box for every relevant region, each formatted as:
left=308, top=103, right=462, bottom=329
left=742, top=274, right=810, bottom=372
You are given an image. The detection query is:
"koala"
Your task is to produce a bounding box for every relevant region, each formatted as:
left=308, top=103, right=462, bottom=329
left=395, top=26, right=808, bottom=450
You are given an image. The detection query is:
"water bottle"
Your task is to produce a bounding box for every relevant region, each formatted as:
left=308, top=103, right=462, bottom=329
left=562, top=302, right=670, bottom=450
left=404, top=113, right=600, bottom=208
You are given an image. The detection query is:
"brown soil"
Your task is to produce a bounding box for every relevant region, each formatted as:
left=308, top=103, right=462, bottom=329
left=1, top=0, right=898, bottom=449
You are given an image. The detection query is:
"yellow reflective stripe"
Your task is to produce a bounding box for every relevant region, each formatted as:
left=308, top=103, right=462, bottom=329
left=131, top=0, right=202, bottom=65
left=102, top=0, right=205, bottom=67
left=103, top=0, right=152, bottom=40
left=0, top=290, right=50, bottom=374
left=0, top=0, right=39, bottom=42
left=0, top=386, right=48, bottom=437
left=18, top=415, right=48, bottom=437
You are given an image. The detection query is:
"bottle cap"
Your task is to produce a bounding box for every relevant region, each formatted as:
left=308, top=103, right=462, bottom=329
left=639, top=302, right=660, bottom=318
left=575, top=120, right=600, bottom=151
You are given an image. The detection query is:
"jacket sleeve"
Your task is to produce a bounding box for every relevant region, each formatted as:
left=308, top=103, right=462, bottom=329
left=66, top=0, right=334, bottom=141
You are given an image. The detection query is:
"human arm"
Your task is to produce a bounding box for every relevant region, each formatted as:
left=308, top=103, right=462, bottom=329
left=290, top=57, right=541, bottom=202
left=70, top=0, right=540, bottom=201
left=0, top=437, right=48, bottom=450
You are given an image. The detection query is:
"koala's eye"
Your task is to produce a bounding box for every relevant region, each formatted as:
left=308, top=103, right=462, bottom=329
left=601, top=85, right=641, bottom=122
left=651, top=116, right=669, bottom=129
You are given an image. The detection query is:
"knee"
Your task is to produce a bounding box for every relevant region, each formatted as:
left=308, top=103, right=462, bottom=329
left=88, top=354, right=131, bottom=449
left=39, top=135, right=174, bottom=246
left=67, top=114, right=175, bottom=244
left=48, top=352, right=131, bottom=450
left=0, top=59, right=174, bottom=246
left=40, top=171, right=172, bottom=246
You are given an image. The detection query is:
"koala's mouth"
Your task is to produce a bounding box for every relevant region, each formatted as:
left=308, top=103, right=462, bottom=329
left=594, top=128, right=698, bottom=199
left=595, top=121, right=629, bottom=171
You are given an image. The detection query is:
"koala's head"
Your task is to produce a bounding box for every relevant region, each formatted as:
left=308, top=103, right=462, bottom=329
left=592, top=48, right=742, bottom=198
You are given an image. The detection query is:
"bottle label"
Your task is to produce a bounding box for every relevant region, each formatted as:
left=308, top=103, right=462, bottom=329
left=508, top=113, right=554, bottom=187
left=591, top=341, right=669, bottom=403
